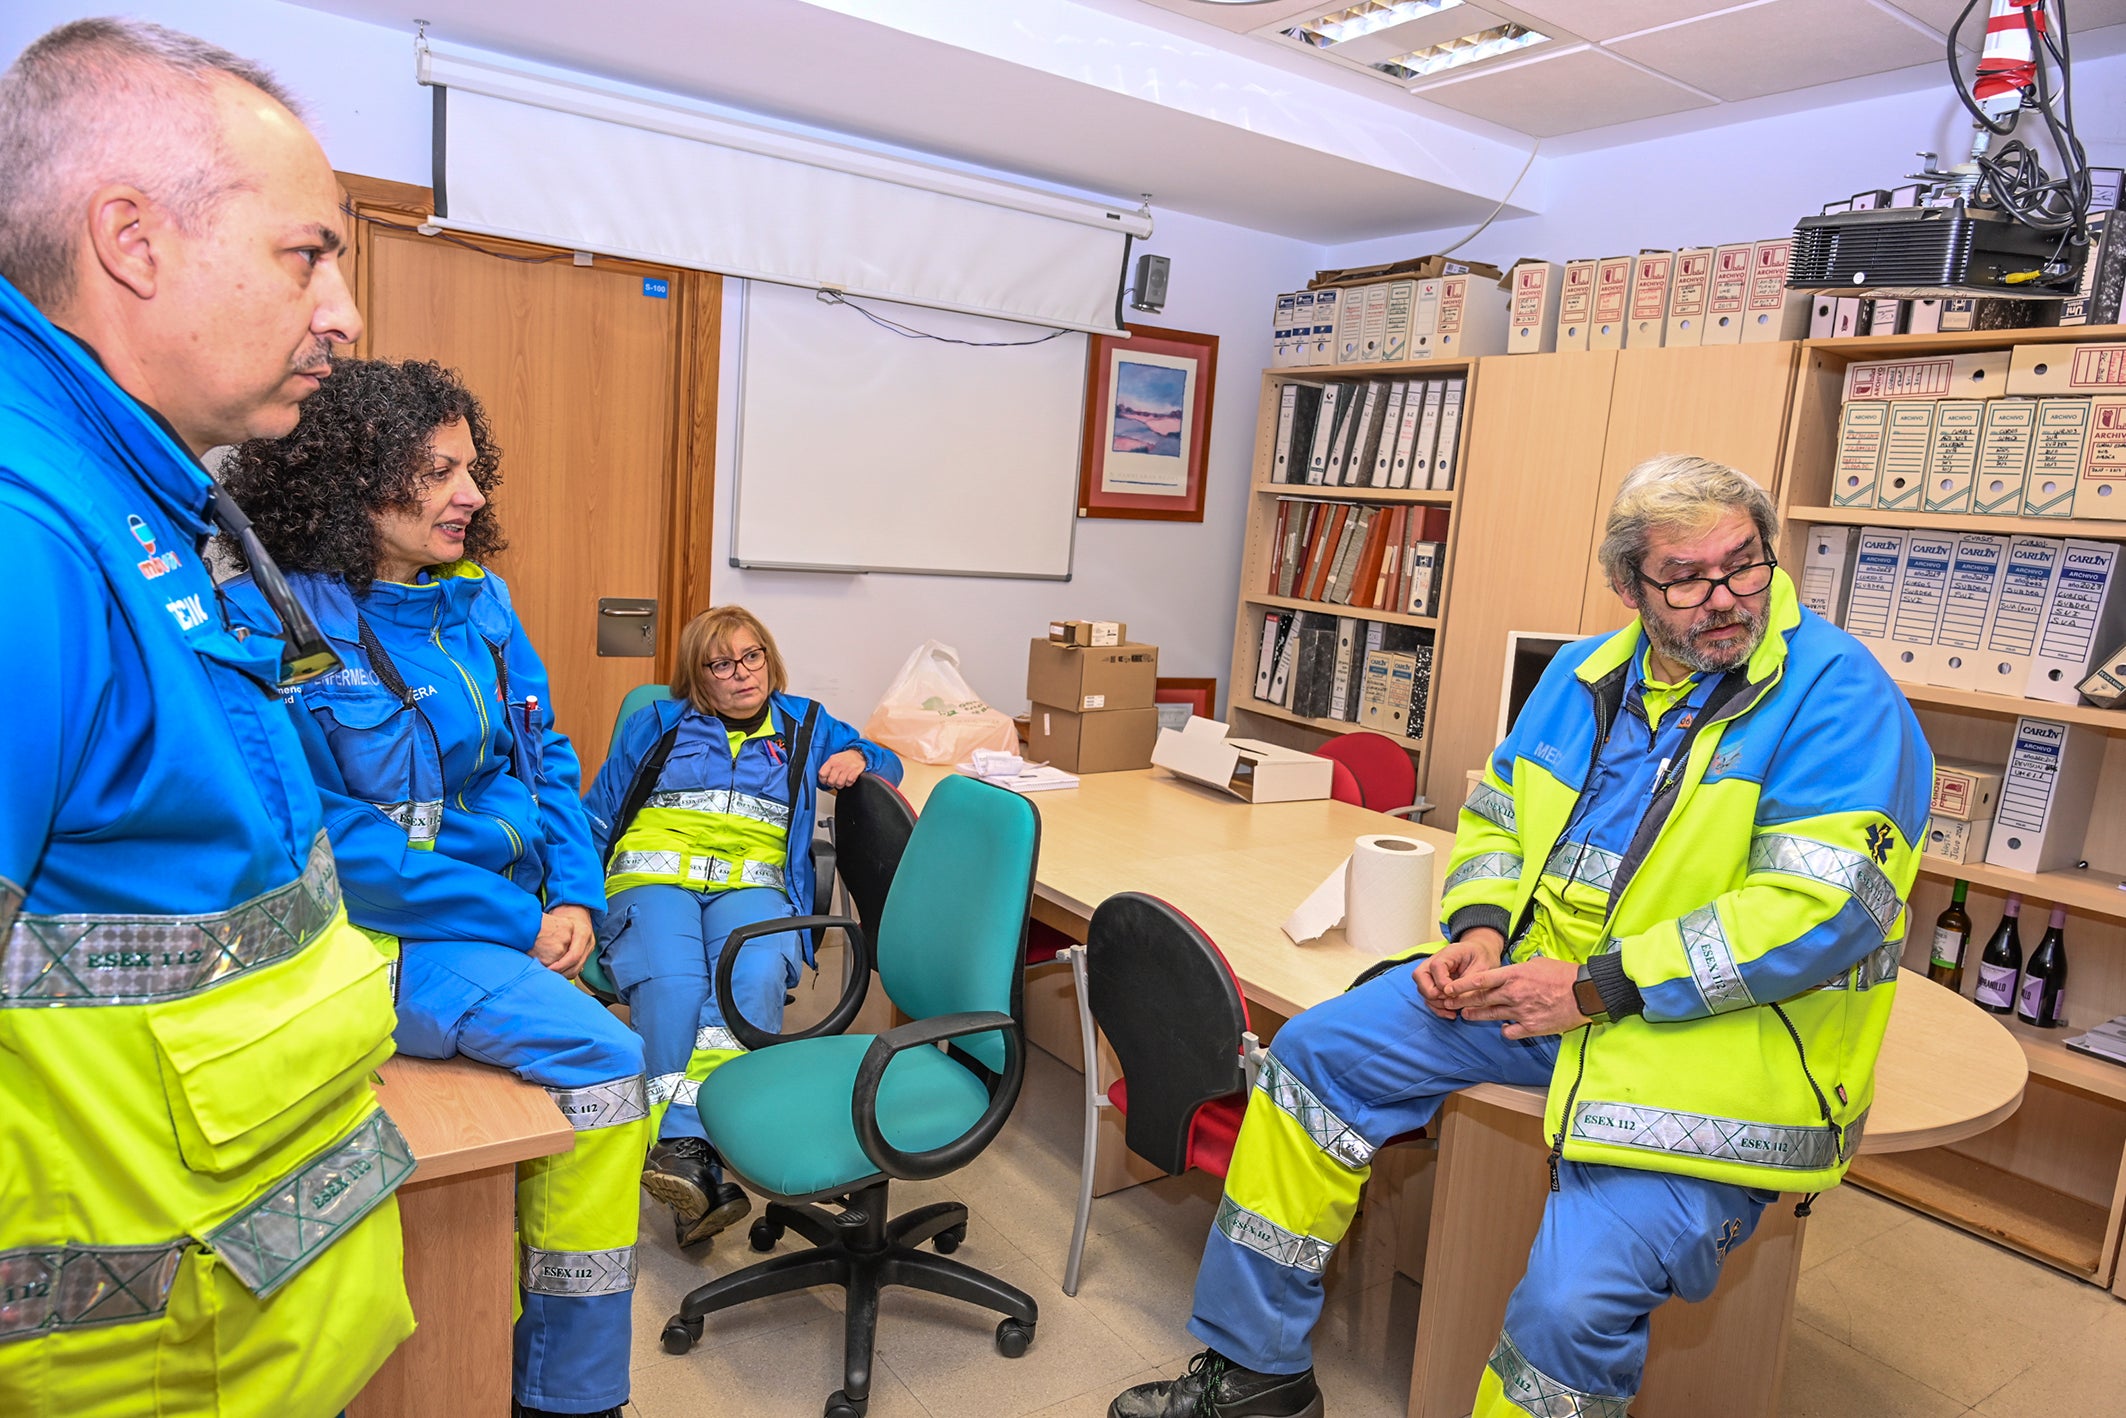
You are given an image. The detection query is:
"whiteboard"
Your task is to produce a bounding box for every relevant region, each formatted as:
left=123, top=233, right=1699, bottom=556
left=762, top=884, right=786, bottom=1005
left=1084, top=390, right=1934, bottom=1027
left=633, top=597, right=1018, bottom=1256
left=733, top=281, right=1086, bottom=578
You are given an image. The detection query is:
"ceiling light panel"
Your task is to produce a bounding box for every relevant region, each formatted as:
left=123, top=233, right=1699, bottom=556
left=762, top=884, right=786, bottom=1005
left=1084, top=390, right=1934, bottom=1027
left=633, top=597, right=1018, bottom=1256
left=1286, top=0, right=1464, bottom=47
left=1377, top=22, right=1550, bottom=79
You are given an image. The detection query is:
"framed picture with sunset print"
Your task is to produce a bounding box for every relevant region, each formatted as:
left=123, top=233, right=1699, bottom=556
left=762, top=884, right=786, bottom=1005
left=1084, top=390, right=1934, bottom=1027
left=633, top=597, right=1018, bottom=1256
left=1076, top=322, right=1218, bottom=522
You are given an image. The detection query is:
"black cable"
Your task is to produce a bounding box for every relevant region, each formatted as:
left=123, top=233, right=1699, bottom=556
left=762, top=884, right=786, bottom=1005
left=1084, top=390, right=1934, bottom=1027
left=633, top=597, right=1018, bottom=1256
left=811, top=289, right=1070, bottom=346
left=1942, top=0, right=2092, bottom=252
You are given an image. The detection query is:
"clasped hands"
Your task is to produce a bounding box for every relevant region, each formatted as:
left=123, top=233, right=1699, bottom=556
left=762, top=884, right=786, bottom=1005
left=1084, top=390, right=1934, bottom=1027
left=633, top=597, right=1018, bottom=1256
left=1412, top=927, right=1591, bottom=1040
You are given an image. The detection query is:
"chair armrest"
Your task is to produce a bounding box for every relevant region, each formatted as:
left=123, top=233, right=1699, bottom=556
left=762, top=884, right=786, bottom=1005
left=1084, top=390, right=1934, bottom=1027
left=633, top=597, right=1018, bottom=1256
left=713, top=914, right=873, bottom=1051
left=1385, top=800, right=1434, bottom=823
left=851, top=1011, right=1024, bottom=1181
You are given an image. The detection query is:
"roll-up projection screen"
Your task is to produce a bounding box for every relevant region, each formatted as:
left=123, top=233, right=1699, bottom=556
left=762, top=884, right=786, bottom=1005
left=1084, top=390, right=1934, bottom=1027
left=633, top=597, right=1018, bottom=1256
left=417, top=48, right=1149, bottom=333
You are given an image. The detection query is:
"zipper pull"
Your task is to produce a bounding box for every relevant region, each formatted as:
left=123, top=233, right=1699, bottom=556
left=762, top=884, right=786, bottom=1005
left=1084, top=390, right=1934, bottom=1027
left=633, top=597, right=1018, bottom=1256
left=1546, top=1133, right=1563, bottom=1192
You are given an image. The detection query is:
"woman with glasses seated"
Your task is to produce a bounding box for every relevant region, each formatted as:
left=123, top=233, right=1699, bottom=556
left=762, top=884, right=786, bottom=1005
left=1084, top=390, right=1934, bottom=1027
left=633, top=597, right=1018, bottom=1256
left=220, top=358, right=647, bottom=1418
left=583, top=606, right=902, bottom=1247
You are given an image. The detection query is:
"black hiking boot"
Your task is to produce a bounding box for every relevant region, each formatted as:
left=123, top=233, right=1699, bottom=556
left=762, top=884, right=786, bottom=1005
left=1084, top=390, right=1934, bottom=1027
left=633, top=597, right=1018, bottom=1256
left=1108, top=1349, right=1323, bottom=1418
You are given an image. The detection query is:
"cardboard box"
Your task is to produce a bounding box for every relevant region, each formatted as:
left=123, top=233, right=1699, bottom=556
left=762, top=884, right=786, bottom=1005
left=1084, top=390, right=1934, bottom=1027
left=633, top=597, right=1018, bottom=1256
left=1932, top=759, right=2005, bottom=822
left=2005, top=340, right=2126, bottom=396
left=1026, top=638, right=1158, bottom=712
left=1029, top=703, right=1158, bottom=774
left=1924, top=816, right=1994, bottom=866
left=1843, top=351, right=2009, bottom=402
left=1048, top=619, right=1126, bottom=648
left=1151, top=717, right=1334, bottom=803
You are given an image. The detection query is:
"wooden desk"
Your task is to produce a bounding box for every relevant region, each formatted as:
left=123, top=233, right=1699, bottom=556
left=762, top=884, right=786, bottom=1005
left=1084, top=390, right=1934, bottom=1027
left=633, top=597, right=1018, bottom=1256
left=900, top=764, right=2028, bottom=1418
left=348, top=1055, right=574, bottom=1418
left=898, top=763, right=1446, bottom=1017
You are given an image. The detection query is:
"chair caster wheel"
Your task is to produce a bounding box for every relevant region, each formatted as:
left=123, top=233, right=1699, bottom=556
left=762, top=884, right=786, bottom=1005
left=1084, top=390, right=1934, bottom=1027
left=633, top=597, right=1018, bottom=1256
left=661, top=1317, right=701, bottom=1355
left=933, top=1222, right=967, bottom=1255
left=750, top=1217, right=785, bottom=1253
left=994, top=1317, right=1035, bottom=1358
left=824, top=1389, right=867, bottom=1417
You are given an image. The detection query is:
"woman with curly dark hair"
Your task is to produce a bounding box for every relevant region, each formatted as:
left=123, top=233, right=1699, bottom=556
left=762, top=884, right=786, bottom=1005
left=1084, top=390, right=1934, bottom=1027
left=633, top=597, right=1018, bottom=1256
left=221, top=357, right=643, bottom=1418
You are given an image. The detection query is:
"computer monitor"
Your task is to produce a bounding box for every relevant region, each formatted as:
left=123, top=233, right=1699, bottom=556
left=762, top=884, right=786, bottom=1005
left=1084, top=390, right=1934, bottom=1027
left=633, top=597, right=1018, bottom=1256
left=1496, top=631, right=1578, bottom=745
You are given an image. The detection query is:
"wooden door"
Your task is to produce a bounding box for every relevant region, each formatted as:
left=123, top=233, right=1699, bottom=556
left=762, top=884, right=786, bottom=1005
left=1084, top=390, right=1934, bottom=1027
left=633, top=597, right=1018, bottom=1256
left=1426, top=351, right=1617, bottom=803
left=1576, top=342, right=1800, bottom=635
left=348, top=189, right=716, bottom=781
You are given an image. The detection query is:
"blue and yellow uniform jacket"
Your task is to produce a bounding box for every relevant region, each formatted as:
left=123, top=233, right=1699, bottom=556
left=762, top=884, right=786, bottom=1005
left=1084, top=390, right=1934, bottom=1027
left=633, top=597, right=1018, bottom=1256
left=583, top=692, right=902, bottom=926
left=1440, top=570, right=1933, bottom=1194
left=227, top=563, right=604, bottom=949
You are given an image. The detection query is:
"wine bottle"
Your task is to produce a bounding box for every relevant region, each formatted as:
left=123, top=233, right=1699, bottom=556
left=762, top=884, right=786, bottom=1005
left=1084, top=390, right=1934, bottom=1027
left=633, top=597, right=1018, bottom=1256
left=1928, top=880, right=1972, bottom=992
left=2017, top=906, right=2068, bottom=1029
left=1974, top=893, right=2022, bottom=1015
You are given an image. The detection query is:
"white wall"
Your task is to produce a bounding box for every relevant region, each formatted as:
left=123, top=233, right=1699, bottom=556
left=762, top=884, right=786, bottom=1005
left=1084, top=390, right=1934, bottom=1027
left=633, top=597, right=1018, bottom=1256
left=712, top=207, right=1321, bottom=726
left=1322, top=50, right=2126, bottom=272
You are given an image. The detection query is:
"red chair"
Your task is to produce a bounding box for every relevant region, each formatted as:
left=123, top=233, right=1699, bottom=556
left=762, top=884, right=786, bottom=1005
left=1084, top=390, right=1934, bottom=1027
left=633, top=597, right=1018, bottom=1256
left=1061, top=893, right=1260, bottom=1296
left=1314, top=732, right=1434, bottom=821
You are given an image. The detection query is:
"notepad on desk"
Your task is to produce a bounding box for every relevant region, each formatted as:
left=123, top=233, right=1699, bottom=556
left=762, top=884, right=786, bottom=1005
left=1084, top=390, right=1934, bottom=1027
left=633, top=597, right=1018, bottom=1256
left=956, top=751, right=1080, bottom=794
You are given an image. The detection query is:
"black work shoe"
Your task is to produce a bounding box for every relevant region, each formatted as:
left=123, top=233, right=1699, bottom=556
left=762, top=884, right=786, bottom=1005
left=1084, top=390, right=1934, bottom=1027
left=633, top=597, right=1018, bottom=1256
left=642, top=1136, right=717, bottom=1217
left=513, top=1404, right=623, bottom=1418
left=674, top=1179, right=750, bottom=1248
left=1108, top=1350, right=1323, bottom=1418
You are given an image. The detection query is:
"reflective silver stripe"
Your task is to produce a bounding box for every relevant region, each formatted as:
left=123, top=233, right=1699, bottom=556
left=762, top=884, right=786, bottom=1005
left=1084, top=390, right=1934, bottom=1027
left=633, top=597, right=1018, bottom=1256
left=548, top=1076, right=649, bottom=1131
left=646, top=1072, right=687, bottom=1106
left=208, top=1108, right=416, bottom=1298
left=522, top=1244, right=636, bottom=1297
left=695, top=1025, right=743, bottom=1053
left=1679, top=905, right=1754, bottom=1013
left=1540, top=840, right=1623, bottom=893
left=1569, top=1099, right=1847, bottom=1172
left=645, top=789, right=791, bottom=831
left=1818, top=936, right=1903, bottom=992
left=610, top=850, right=682, bottom=879
left=1256, top=1053, right=1374, bottom=1170
left=1444, top=851, right=1522, bottom=896
left=1213, top=1197, right=1332, bottom=1274
left=374, top=799, right=442, bottom=844
left=0, top=1243, right=186, bottom=1343
left=1464, top=783, right=1517, bottom=833
left=610, top=851, right=786, bottom=892
left=0, top=876, right=22, bottom=936
left=1487, top=1329, right=1631, bottom=1418
left=670, top=1079, right=700, bottom=1108
left=2, top=836, right=340, bottom=1007
left=1749, top=834, right=1902, bottom=938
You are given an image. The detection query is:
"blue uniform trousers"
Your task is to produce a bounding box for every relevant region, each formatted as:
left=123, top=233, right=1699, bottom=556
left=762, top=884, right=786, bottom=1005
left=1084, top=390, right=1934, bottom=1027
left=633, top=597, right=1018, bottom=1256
left=601, top=884, right=806, bottom=1143
left=397, top=939, right=650, bottom=1414
left=1191, top=965, right=1773, bottom=1415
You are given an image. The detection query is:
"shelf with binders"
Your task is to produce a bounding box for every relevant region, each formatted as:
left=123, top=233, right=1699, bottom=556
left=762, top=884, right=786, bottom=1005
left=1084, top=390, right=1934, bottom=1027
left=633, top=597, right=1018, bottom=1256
left=1897, top=680, right=2126, bottom=732
left=1786, top=504, right=2126, bottom=541
left=1250, top=364, right=1473, bottom=495
left=1802, top=323, right=2126, bottom=359
left=1915, top=856, right=2126, bottom=925
left=1244, top=594, right=1440, bottom=632
left=1228, top=691, right=1427, bottom=742
left=1252, top=482, right=1457, bottom=504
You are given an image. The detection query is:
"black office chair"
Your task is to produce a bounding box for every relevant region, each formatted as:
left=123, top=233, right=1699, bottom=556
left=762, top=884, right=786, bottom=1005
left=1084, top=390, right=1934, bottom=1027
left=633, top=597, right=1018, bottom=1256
left=831, top=772, right=916, bottom=952
left=1062, top=892, right=1259, bottom=1295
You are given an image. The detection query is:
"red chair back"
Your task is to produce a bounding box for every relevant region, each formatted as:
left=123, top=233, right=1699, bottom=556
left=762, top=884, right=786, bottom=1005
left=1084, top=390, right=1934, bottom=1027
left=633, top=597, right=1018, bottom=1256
left=1315, top=732, right=1417, bottom=813
left=1326, top=759, right=1364, bottom=808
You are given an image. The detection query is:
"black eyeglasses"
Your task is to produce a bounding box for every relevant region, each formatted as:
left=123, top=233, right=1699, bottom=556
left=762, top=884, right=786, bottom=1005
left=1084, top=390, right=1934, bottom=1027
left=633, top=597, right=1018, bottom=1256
left=705, top=646, right=768, bottom=680
left=1638, top=556, right=1777, bottom=610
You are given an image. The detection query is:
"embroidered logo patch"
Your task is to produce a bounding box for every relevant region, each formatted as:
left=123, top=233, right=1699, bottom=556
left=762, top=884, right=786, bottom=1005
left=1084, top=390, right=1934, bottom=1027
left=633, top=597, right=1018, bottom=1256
left=1864, top=821, right=1895, bottom=865
left=1708, top=746, right=1743, bottom=776
left=128, top=514, right=182, bottom=580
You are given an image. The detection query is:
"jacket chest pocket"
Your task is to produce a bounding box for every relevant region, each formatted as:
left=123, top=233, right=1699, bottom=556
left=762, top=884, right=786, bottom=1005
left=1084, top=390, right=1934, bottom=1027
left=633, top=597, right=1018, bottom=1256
left=308, top=689, right=445, bottom=848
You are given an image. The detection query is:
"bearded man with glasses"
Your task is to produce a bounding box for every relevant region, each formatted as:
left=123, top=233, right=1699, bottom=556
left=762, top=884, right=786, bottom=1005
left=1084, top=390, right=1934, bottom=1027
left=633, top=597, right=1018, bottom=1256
left=1111, top=454, right=1932, bottom=1418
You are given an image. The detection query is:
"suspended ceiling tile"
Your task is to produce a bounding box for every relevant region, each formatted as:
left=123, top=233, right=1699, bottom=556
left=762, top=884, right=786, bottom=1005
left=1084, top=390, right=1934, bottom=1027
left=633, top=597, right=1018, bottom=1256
left=1502, top=0, right=1762, bottom=44
left=1415, top=44, right=1716, bottom=137
left=1609, top=0, right=1946, bottom=103
left=1134, top=0, right=1337, bottom=35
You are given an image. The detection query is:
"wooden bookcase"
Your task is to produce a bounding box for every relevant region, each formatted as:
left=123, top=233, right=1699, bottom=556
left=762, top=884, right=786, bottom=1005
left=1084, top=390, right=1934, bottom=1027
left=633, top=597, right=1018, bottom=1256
left=1225, top=359, right=1479, bottom=796
left=1776, top=326, right=2126, bottom=1292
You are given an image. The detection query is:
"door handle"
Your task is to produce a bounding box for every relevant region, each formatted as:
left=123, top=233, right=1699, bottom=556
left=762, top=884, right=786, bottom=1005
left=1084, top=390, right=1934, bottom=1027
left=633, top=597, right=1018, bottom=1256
left=596, top=598, right=658, bottom=656
left=600, top=606, right=654, bottom=617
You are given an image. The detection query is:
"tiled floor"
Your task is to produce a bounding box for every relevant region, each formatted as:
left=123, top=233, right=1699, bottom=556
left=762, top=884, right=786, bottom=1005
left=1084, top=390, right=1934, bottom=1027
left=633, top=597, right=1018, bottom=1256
left=615, top=1049, right=2122, bottom=1418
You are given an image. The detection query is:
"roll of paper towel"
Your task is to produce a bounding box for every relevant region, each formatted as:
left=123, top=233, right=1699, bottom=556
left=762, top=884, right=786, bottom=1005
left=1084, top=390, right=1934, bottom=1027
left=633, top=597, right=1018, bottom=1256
left=1346, top=834, right=1435, bottom=959
left=1282, top=833, right=1436, bottom=959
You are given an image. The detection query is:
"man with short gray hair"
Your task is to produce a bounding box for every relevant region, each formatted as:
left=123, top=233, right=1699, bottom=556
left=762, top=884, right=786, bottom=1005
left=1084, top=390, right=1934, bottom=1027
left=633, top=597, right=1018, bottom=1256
left=1113, top=454, right=1931, bottom=1418
left=0, top=19, right=412, bottom=1414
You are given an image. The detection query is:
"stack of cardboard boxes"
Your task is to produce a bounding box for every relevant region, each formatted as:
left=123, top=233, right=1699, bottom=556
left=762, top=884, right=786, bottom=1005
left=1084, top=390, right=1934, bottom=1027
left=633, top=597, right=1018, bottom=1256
left=1027, top=621, right=1160, bottom=773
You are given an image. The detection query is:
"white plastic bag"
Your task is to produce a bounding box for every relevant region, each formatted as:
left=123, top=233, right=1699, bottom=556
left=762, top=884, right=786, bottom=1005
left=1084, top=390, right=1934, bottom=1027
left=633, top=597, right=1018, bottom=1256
left=863, top=641, right=1020, bottom=766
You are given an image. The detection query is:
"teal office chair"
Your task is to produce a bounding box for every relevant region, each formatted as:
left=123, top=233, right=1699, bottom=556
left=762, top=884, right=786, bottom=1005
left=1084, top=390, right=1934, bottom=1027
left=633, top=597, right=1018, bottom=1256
left=659, top=774, right=1041, bottom=1418
left=581, top=682, right=838, bottom=1001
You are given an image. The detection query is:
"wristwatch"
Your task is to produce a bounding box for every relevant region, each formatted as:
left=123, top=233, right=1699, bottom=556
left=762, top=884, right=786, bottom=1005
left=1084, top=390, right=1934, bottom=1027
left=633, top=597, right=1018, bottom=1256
left=1572, top=964, right=1611, bottom=1025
